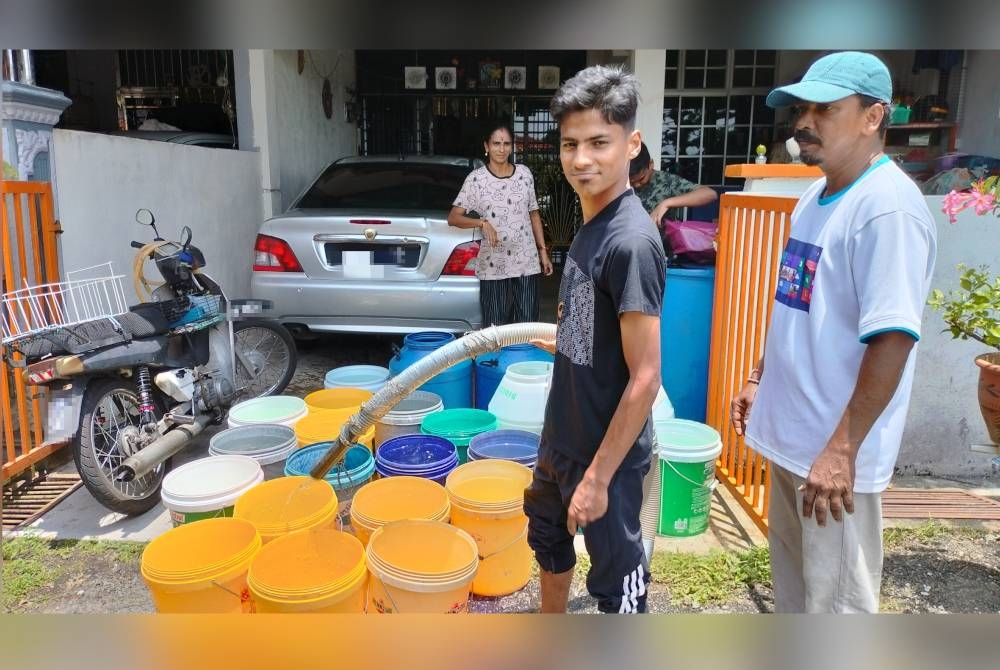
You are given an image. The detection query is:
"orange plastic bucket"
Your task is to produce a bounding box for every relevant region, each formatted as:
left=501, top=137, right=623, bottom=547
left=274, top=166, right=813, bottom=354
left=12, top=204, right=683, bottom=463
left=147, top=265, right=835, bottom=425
left=247, top=528, right=368, bottom=613
left=365, top=520, right=478, bottom=613
left=304, top=388, right=373, bottom=414
left=140, top=517, right=261, bottom=613
left=233, top=476, right=339, bottom=544
left=348, top=475, right=451, bottom=547
left=445, top=459, right=534, bottom=596
left=294, top=411, right=375, bottom=450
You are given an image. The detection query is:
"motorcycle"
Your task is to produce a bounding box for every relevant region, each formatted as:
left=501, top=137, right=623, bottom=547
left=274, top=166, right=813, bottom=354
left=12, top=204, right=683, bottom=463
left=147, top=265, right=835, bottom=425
left=2, top=209, right=297, bottom=516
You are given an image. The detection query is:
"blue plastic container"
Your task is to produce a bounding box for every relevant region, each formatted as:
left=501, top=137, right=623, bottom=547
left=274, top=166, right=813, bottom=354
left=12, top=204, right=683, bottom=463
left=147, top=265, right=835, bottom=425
left=374, top=434, right=459, bottom=485
left=474, top=344, right=555, bottom=410
left=660, top=267, right=715, bottom=423
left=388, top=332, right=473, bottom=409
left=467, top=429, right=539, bottom=467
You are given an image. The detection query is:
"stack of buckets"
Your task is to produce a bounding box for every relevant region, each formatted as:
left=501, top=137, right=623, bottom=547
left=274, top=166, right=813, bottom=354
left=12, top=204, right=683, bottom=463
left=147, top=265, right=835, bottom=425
left=374, top=434, right=459, bottom=484
left=467, top=429, right=539, bottom=468
left=348, top=475, right=452, bottom=547
left=227, top=395, right=307, bottom=429
left=208, top=424, right=298, bottom=480
left=373, top=390, right=444, bottom=448
left=419, top=408, right=498, bottom=464
left=233, top=476, right=340, bottom=544
left=487, top=361, right=553, bottom=435
left=247, top=528, right=368, bottom=613
left=366, top=519, right=479, bottom=614
left=297, top=388, right=376, bottom=449
left=445, top=459, right=534, bottom=596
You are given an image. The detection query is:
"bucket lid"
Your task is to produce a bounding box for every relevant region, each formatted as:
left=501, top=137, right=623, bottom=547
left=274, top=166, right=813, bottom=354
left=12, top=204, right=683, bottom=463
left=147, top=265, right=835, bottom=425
left=229, top=396, right=307, bottom=424
left=248, top=528, right=366, bottom=599
left=655, top=419, right=723, bottom=463
left=324, top=365, right=390, bottom=387
left=141, top=517, right=261, bottom=583
left=233, top=476, right=338, bottom=534
left=162, top=455, right=264, bottom=505
left=349, top=476, right=450, bottom=525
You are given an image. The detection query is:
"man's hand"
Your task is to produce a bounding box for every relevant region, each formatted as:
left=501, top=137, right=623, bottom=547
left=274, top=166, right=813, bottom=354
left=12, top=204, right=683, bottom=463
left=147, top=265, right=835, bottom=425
left=480, top=220, right=499, bottom=247
left=529, top=337, right=556, bottom=355
left=540, top=250, right=554, bottom=276
left=650, top=201, right=670, bottom=226
left=730, top=381, right=758, bottom=437
left=800, top=446, right=856, bottom=526
left=566, top=472, right=609, bottom=535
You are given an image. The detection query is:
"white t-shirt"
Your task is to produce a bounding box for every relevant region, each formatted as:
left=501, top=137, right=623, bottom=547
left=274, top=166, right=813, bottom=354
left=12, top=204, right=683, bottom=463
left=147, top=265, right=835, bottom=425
left=745, top=157, right=937, bottom=493
left=452, top=164, right=541, bottom=281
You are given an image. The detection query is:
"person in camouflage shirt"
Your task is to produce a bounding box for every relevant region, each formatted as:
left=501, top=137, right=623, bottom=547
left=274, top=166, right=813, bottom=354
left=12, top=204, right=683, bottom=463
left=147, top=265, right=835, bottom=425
left=628, top=142, right=718, bottom=224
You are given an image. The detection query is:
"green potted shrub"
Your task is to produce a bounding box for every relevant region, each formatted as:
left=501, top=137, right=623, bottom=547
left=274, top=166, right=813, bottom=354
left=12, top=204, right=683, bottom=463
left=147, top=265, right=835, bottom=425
left=928, top=265, right=1000, bottom=444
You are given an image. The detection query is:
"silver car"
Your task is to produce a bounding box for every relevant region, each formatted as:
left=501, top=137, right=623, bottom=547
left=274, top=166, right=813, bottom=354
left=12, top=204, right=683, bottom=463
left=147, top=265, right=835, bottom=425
left=251, top=155, right=484, bottom=335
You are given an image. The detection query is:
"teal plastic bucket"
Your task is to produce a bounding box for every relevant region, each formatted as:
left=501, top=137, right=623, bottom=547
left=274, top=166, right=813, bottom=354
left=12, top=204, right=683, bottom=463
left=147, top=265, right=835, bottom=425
left=655, top=419, right=722, bottom=537
left=420, top=408, right=498, bottom=464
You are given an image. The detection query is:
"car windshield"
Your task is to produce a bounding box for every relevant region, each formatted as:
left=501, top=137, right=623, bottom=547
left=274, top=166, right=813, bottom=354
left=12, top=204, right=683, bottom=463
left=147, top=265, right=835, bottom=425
left=295, top=162, right=473, bottom=210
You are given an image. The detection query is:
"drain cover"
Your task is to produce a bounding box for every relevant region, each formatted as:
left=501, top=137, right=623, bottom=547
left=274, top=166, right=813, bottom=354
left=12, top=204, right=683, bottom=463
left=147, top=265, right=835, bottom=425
left=2, top=473, right=82, bottom=531
left=882, top=488, right=1000, bottom=520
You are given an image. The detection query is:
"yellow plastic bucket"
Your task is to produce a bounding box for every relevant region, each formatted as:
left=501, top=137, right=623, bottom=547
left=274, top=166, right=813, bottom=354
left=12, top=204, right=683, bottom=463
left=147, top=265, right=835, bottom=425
left=294, top=411, right=375, bottom=450
left=247, top=528, right=368, bottom=613
left=365, top=519, right=478, bottom=614
left=445, top=459, right=534, bottom=596
left=349, top=476, right=451, bottom=547
left=304, top=388, right=373, bottom=414
left=140, top=517, right=261, bottom=613
left=233, top=476, right=339, bottom=544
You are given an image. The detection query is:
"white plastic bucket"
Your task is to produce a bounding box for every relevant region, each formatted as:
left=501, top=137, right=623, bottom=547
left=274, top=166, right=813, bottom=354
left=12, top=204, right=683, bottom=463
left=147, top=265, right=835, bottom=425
left=324, top=365, right=391, bottom=392
left=374, top=390, right=444, bottom=448
left=208, top=424, right=298, bottom=480
left=161, top=455, right=264, bottom=526
left=227, top=396, right=307, bottom=429
left=488, top=361, right=553, bottom=435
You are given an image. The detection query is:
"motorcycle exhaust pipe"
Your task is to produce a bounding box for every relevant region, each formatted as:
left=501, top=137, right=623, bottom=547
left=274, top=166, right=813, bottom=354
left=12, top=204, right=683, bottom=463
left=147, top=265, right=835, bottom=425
left=113, top=414, right=214, bottom=482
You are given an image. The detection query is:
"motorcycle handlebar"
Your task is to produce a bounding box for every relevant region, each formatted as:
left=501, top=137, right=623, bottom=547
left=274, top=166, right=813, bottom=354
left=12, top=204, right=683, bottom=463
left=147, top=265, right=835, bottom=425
left=130, top=241, right=145, bottom=249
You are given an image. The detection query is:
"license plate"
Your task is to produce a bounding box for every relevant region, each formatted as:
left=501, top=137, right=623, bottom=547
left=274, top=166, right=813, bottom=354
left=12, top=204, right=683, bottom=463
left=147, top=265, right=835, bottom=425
left=326, top=243, right=420, bottom=268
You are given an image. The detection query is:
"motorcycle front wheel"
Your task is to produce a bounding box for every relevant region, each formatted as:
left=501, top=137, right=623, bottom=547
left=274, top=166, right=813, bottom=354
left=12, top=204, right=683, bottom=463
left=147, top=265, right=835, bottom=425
left=232, top=320, right=297, bottom=400
left=75, top=377, right=167, bottom=516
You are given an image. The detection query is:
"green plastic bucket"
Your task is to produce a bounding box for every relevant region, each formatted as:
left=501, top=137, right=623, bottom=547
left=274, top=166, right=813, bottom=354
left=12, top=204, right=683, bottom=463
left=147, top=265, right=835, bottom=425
left=655, top=419, right=722, bottom=537
left=420, top=409, right=498, bottom=464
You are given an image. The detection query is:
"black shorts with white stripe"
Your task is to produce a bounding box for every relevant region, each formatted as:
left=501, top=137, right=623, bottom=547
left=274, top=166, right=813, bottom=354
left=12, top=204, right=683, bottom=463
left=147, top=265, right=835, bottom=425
left=524, top=446, right=651, bottom=613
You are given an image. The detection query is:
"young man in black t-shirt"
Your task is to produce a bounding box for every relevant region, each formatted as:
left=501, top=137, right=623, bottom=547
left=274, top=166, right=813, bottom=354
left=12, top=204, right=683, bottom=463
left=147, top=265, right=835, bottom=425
left=526, top=65, right=666, bottom=614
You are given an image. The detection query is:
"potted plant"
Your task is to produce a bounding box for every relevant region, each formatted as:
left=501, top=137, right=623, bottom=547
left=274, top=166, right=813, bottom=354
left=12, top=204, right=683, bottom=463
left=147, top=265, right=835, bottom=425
left=930, top=176, right=1000, bottom=444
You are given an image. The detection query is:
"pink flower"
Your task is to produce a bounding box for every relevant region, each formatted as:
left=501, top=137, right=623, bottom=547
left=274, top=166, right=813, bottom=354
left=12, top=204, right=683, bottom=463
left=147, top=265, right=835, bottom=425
left=972, top=191, right=996, bottom=216
left=942, top=190, right=976, bottom=224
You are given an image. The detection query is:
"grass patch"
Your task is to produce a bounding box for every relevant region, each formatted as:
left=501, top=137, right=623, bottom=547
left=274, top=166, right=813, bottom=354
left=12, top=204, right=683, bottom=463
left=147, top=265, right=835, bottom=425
left=1, top=535, right=147, bottom=612
left=649, top=546, right=771, bottom=607
left=883, top=521, right=987, bottom=550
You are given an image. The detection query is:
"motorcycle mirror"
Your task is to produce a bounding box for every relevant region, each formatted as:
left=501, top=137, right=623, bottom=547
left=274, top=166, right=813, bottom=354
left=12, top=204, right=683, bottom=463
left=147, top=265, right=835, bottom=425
left=135, top=208, right=164, bottom=241
left=180, top=225, right=193, bottom=249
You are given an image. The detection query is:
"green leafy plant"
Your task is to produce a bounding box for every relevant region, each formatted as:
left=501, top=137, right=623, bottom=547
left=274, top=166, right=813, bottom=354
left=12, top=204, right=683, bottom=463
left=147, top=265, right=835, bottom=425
left=928, top=264, right=1000, bottom=351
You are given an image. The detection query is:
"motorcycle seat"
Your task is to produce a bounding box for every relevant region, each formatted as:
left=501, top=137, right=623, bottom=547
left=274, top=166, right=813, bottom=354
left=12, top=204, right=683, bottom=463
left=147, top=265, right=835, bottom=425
left=12, top=307, right=170, bottom=361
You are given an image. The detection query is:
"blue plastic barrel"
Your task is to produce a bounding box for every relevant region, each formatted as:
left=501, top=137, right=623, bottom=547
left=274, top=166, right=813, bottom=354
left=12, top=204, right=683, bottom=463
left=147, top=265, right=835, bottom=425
left=660, top=267, right=715, bottom=423
left=474, top=343, right=555, bottom=410
left=374, top=434, right=459, bottom=485
left=388, top=332, right=473, bottom=409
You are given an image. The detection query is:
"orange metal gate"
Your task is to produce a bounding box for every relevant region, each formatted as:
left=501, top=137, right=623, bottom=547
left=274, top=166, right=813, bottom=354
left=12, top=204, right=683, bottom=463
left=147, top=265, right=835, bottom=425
left=706, top=192, right=798, bottom=533
left=1, top=180, right=65, bottom=481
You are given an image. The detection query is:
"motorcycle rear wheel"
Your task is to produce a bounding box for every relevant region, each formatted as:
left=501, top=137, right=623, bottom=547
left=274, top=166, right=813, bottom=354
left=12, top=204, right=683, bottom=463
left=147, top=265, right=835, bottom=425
left=75, top=377, right=167, bottom=516
left=232, top=320, right=297, bottom=400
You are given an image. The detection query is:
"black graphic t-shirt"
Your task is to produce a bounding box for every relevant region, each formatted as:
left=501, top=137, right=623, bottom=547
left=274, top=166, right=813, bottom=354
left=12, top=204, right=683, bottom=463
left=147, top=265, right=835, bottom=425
left=541, top=190, right=666, bottom=469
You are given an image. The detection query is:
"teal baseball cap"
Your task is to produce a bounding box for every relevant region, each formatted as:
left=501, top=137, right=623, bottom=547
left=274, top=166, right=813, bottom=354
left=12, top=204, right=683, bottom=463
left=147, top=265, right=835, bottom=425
left=766, top=51, right=892, bottom=108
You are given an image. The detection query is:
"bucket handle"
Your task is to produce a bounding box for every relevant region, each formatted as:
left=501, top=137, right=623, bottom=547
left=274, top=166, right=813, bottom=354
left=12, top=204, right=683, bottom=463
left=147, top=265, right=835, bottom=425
left=477, top=519, right=529, bottom=562
left=210, top=579, right=254, bottom=613
left=663, top=460, right=719, bottom=492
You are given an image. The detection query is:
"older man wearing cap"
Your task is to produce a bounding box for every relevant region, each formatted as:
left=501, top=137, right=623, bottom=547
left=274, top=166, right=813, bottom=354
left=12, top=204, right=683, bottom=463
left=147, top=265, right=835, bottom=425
left=729, top=51, right=937, bottom=613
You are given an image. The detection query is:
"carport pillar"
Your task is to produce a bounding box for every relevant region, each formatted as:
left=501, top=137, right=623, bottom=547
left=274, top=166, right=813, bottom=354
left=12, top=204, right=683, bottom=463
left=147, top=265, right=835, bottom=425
left=237, top=49, right=283, bottom=219
left=632, top=50, right=666, bottom=167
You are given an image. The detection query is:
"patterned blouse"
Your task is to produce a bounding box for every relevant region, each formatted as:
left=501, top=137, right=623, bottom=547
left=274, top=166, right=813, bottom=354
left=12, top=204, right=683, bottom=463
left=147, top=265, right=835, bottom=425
left=452, top=164, right=541, bottom=281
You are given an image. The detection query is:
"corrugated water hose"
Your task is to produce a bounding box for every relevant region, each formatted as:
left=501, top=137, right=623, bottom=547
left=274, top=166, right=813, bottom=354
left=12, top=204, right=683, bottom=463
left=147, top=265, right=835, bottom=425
left=308, top=321, right=661, bottom=550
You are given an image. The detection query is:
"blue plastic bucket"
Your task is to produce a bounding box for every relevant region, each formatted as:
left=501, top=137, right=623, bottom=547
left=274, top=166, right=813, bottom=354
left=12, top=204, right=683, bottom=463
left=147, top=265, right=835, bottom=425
left=324, top=365, right=391, bottom=392
left=474, top=344, right=555, bottom=410
left=374, top=434, right=459, bottom=485
left=284, top=443, right=375, bottom=519
left=388, top=332, right=473, bottom=409
left=467, top=429, right=539, bottom=467
left=660, top=267, right=715, bottom=422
